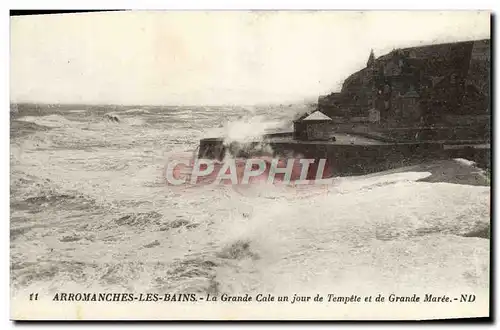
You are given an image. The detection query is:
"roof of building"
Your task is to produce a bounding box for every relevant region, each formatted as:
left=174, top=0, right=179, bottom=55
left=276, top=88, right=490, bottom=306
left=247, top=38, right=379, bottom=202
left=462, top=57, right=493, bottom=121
left=301, top=111, right=332, bottom=121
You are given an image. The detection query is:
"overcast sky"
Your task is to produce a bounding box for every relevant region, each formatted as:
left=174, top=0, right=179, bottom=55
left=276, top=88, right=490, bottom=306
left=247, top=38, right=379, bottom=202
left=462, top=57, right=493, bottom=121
left=10, top=11, right=490, bottom=106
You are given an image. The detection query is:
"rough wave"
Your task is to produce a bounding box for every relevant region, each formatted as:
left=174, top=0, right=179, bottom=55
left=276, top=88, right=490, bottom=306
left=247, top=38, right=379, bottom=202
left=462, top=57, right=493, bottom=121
left=17, top=114, right=75, bottom=128
left=124, top=108, right=151, bottom=114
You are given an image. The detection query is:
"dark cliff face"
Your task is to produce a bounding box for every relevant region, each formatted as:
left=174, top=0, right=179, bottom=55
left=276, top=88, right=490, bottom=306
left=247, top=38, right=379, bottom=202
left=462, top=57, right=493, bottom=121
left=319, top=39, right=490, bottom=125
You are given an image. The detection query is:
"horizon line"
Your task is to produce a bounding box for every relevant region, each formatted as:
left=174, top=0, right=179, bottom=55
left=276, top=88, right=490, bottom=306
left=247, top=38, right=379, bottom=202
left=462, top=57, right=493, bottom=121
left=10, top=100, right=319, bottom=108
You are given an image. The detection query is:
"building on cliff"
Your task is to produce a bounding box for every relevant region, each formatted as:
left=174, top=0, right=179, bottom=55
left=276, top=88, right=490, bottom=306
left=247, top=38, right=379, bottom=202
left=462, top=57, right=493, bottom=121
left=318, top=39, right=490, bottom=129
left=293, top=110, right=335, bottom=141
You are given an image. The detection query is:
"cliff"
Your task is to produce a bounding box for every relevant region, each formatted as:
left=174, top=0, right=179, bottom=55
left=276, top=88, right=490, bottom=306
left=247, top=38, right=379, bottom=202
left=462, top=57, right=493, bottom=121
left=319, top=39, right=490, bottom=125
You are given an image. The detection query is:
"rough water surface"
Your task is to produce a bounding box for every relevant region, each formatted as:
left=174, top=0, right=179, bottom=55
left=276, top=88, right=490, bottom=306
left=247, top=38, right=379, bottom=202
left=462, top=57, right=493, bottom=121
left=10, top=104, right=490, bottom=302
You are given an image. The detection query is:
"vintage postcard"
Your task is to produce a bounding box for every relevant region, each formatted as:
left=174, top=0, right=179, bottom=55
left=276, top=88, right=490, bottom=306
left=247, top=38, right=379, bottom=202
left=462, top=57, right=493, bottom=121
left=10, top=10, right=491, bottom=320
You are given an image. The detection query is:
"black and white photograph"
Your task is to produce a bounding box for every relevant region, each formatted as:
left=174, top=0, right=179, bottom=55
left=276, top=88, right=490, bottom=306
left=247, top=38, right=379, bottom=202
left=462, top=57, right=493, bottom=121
left=9, top=10, right=491, bottom=320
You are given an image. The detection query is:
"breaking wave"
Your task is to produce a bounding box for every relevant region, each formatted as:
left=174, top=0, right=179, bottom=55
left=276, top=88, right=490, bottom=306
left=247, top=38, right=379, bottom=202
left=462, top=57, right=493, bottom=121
left=223, top=115, right=290, bottom=144
left=124, top=108, right=151, bottom=114
left=18, top=114, right=75, bottom=128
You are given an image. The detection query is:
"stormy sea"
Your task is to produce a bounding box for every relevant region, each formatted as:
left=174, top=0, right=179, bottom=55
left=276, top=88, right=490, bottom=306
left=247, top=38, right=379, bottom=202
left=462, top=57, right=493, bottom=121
left=10, top=104, right=490, bottom=306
